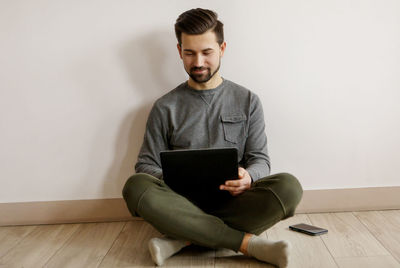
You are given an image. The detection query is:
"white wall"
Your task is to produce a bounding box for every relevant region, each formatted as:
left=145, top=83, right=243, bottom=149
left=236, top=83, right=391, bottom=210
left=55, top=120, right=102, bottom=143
left=1, top=0, right=399, bottom=203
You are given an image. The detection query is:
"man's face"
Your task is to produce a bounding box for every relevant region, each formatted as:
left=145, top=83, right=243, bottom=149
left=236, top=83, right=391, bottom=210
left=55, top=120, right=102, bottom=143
left=177, top=30, right=226, bottom=84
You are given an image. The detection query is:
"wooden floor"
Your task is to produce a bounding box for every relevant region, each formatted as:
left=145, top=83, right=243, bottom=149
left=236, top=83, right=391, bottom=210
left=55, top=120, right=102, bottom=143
left=1, top=210, right=400, bottom=267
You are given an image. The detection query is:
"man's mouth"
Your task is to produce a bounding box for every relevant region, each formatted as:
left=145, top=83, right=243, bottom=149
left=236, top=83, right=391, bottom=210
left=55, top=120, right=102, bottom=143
left=192, top=68, right=207, bottom=74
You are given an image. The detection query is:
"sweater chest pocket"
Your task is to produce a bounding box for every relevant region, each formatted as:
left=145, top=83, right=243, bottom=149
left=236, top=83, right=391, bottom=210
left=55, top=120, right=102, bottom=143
left=220, top=114, right=247, bottom=144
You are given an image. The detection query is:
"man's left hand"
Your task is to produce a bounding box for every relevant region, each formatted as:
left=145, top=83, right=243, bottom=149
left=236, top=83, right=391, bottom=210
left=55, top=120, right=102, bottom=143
left=220, top=167, right=252, bottom=196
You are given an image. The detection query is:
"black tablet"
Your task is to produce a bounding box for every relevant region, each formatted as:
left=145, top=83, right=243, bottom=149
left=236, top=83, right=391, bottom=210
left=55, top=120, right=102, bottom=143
left=160, top=147, right=238, bottom=204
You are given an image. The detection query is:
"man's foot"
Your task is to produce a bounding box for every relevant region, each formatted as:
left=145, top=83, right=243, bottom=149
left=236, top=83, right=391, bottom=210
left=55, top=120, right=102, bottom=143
left=247, top=236, right=291, bottom=268
left=148, top=236, right=189, bottom=266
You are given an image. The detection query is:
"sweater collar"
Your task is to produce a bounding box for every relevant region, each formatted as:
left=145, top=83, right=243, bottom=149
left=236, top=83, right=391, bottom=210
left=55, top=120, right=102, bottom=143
left=184, top=77, right=226, bottom=95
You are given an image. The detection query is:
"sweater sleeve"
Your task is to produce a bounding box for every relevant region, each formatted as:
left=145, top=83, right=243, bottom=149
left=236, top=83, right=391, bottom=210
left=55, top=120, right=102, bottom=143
left=134, top=102, right=169, bottom=179
left=243, top=94, right=271, bottom=182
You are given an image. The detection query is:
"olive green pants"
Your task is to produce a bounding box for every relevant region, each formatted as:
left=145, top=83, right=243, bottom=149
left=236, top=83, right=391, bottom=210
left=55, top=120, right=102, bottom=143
left=122, top=172, right=303, bottom=251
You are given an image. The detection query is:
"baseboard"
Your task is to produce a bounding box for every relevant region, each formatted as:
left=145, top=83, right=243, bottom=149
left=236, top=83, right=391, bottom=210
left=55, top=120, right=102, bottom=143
left=0, top=198, right=137, bottom=226
left=1, top=186, right=399, bottom=226
left=295, top=186, right=400, bottom=213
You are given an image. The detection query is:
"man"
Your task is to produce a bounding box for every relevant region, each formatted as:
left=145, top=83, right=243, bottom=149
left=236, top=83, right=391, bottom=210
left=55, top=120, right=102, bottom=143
left=123, top=8, right=303, bottom=268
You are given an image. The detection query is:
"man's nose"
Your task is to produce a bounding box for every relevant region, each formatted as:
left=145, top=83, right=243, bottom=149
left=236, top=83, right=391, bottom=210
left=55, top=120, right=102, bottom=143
left=194, top=55, right=205, bottom=67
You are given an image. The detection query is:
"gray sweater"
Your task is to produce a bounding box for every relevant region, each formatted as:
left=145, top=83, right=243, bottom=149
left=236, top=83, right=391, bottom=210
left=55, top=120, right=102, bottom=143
left=135, top=78, right=271, bottom=182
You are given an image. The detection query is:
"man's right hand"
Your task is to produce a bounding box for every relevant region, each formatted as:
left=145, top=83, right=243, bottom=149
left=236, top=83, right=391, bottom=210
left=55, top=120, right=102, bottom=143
left=219, top=167, right=252, bottom=196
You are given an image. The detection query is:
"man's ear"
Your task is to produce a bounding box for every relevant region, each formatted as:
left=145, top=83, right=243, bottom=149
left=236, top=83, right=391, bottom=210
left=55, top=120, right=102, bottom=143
left=220, top=41, right=227, bottom=57
left=177, top=43, right=183, bottom=59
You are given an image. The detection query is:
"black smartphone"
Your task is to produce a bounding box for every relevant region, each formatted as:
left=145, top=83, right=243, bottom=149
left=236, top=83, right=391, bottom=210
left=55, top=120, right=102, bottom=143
left=289, top=223, right=328, bottom=236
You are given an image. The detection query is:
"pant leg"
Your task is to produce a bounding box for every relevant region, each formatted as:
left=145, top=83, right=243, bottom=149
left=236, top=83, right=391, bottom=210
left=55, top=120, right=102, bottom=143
left=122, top=173, right=245, bottom=251
left=206, top=173, right=303, bottom=235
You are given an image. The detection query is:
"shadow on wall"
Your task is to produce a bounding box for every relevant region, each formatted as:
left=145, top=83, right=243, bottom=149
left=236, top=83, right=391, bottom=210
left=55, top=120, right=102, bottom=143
left=102, top=30, right=184, bottom=199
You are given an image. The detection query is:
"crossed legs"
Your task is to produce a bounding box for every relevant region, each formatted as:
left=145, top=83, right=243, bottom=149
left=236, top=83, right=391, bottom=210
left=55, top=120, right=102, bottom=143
left=122, top=172, right=303, bottom=267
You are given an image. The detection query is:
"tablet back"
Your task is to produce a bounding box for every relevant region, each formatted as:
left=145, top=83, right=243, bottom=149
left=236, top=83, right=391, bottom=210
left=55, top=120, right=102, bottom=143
left=160, top=147, right=238, bottom=205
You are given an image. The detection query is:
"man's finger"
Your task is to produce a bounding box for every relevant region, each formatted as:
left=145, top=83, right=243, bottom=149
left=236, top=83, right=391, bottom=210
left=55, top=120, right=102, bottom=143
left=220, top=185, right=237, bottom=191
left=220, top=184, right=246, bottom=192
left=220, top=185, right=235, bottom=191
left=224, top=180, right=242, bottom=186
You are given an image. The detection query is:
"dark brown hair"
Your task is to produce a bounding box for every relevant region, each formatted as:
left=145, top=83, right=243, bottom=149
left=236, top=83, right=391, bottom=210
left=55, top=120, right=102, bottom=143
left=175, top=8, right=224, bottom=46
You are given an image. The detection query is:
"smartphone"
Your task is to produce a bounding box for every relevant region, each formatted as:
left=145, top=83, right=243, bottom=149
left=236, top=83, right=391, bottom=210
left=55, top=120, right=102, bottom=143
left=289, top=223, right=328, bottom=236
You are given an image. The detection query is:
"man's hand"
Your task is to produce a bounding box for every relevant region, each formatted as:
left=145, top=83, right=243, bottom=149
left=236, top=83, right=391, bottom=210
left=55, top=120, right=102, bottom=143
left=220, top=167, right=252, bottom=196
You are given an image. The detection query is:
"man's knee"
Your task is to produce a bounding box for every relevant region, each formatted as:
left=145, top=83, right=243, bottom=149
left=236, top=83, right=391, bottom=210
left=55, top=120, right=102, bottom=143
left=273, top=173, right=303, bottom=217
left=122, top=173, right=161, bottom=216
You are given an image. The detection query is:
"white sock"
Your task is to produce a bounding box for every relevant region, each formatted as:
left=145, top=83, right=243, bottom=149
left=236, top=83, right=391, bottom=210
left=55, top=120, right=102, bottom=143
left=148, top=236, right=188, bottom=266
left=247, top=236, right=291, bottom=268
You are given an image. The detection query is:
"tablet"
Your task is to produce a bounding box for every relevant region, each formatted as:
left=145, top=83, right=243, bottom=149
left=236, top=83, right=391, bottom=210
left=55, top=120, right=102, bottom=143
left=160, top=147, right=238, bottom=204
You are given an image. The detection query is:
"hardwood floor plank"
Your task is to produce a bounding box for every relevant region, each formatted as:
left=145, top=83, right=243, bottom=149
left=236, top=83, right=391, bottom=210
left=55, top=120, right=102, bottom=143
left=0, top=224, right=79, bottom=267
left=354, top=210, right=400, bottom=263
left=308, top=212, right=389, bottom=258
left=335, top=255, right=400, bottom=268
left=99, top=221, right=160, bottom=267
left=267, top=214, right=337, bottom=268
left=0, top=225, right=36, bottom=259
left=44, top=222, right=125, bottom=268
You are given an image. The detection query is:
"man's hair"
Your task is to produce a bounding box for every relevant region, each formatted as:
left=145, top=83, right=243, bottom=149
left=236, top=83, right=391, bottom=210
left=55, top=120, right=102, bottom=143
left=175, top=8, right=224, bottom=46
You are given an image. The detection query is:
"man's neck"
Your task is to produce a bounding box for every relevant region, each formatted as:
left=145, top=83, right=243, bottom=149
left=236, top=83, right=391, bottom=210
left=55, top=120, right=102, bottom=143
left=187, top=73, right=223, bottom=90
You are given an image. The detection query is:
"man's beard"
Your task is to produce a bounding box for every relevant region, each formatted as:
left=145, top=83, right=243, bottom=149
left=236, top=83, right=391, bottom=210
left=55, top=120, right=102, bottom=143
left=187, top=61, right=221, bottom=83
